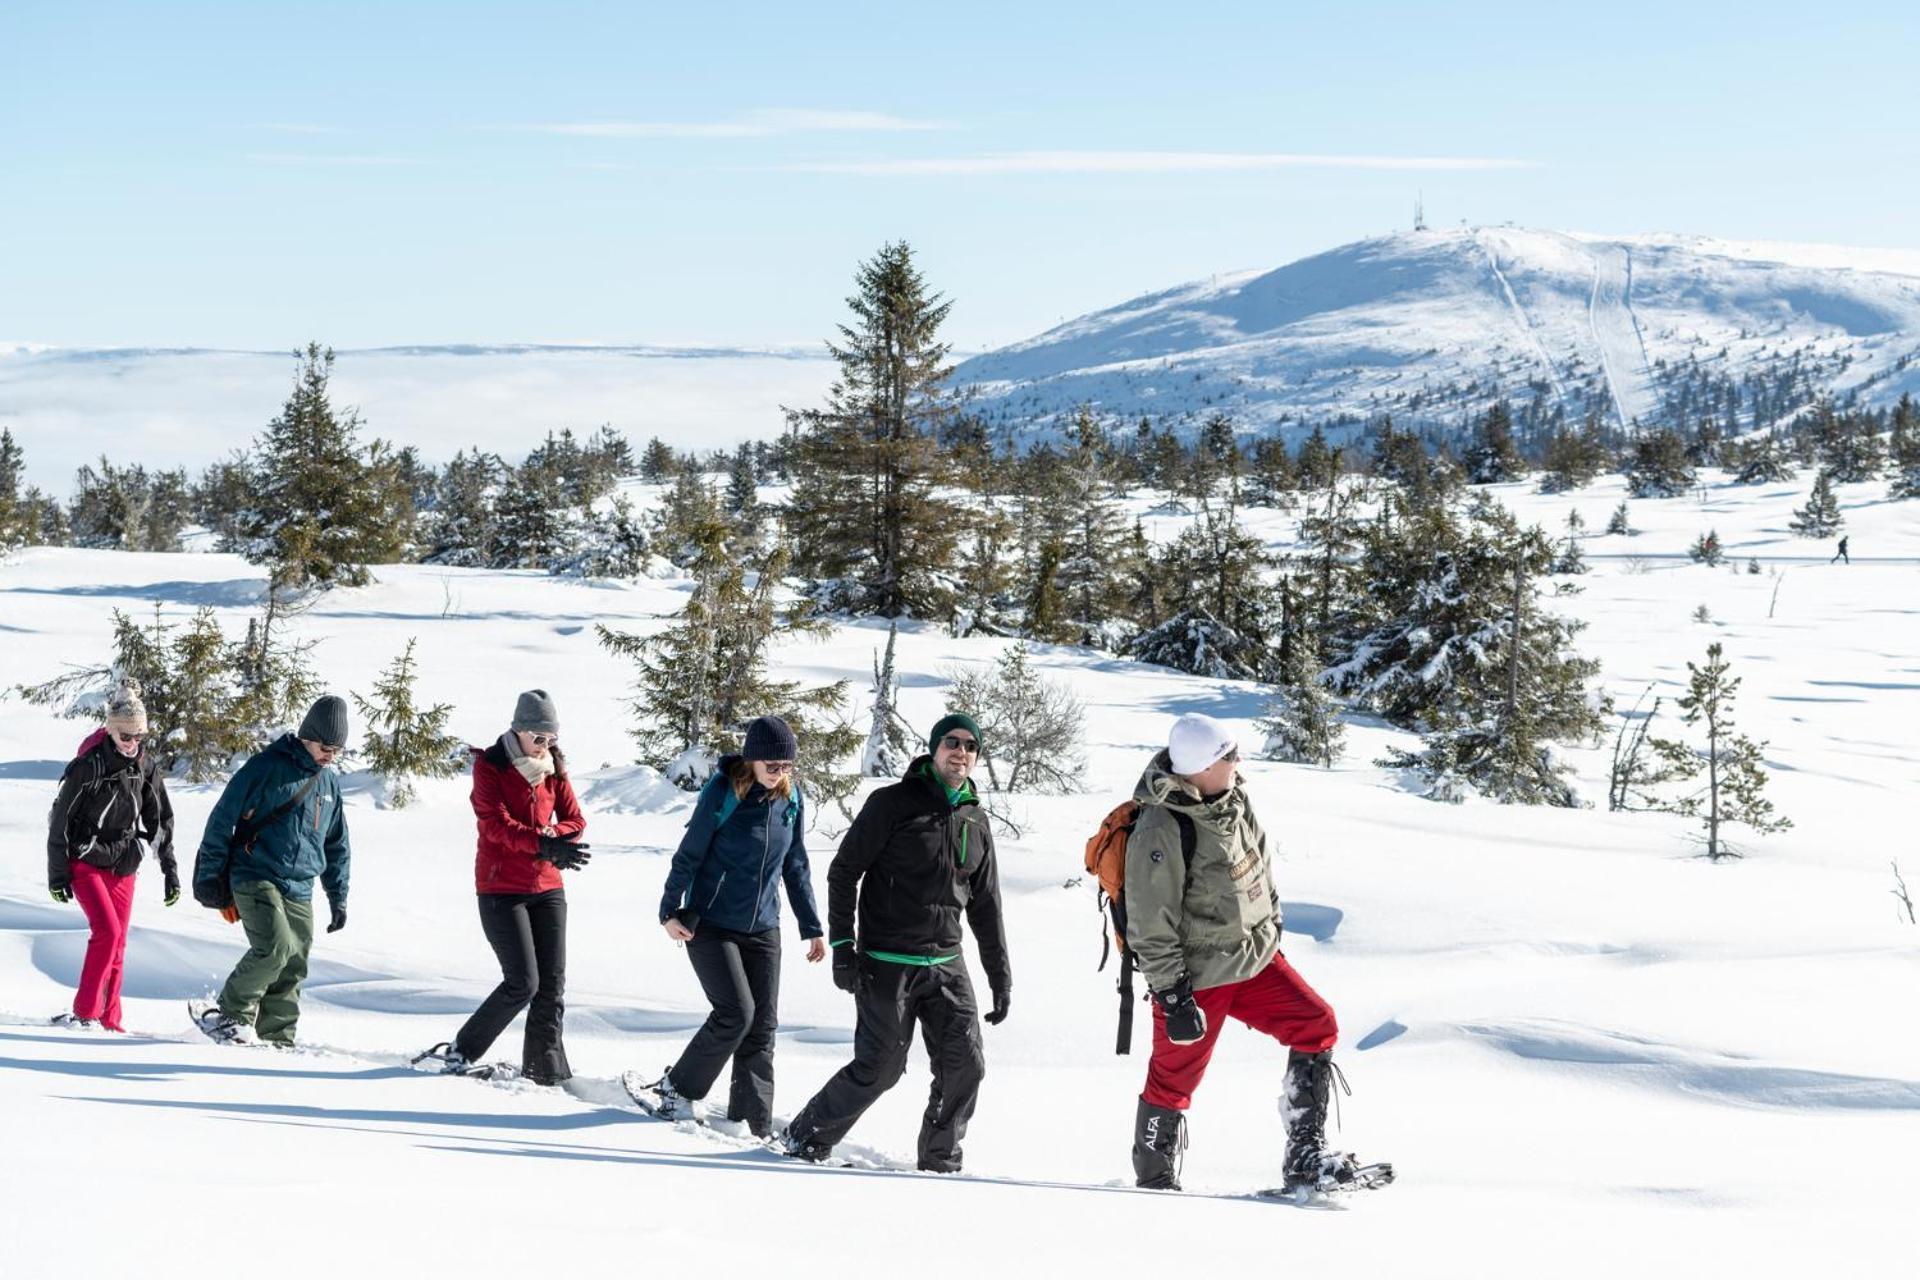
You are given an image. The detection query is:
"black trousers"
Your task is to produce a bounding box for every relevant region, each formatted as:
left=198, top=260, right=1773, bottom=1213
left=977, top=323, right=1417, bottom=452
left=455, top=890, right=569, bottom=1082
left=666, top=925, right=782, bottom=1133
left=788, top=957, right=985, bottom=1172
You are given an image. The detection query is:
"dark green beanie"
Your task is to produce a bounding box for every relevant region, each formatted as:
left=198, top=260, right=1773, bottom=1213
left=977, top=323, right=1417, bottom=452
left=929, top=712, right=983, bottom=754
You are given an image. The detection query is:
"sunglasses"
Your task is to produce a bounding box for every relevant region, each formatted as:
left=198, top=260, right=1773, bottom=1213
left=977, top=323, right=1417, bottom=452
left=114, top=731, right=146, bottom=745
left=759, top=761, right=795, bottom=776
left=1222, top=746, right=1241, bottom=765
left=526, top=734, right=557, bottom=747
left=940, top=735, right=981, bottom=755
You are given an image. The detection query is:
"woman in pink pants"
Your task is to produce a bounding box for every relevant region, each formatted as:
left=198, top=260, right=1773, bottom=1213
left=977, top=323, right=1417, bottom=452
left=46, top=682, right=178, bottom=1031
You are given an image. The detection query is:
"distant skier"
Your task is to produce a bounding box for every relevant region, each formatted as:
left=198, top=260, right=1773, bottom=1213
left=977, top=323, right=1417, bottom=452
left=1126, top=713, right=1389, bottom=1194
left=190, top=696, right=351, bottom=1046
left=628, top=716, right=825, bottom=1134
left=1831, top=535, right=1850, bottom=564
left=45, top=681, right=177, bottom=1032
left=418, top=690, right=588, bottom=1085
left=780, top=713, right=1011, bottom=1171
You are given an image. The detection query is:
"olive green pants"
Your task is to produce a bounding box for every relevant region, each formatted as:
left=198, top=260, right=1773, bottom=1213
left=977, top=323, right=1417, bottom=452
left=218, top=880, right=315, bottom=1045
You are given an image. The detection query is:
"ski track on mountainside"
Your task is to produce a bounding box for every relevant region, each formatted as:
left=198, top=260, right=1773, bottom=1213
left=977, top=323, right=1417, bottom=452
left=1478, top=230, right=1570, bottom=407
left=1586, top=243, right=1658, bottom=429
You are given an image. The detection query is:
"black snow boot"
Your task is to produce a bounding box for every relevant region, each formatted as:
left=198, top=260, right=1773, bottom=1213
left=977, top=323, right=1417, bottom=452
left=1132, top=1097, right=1188, bottom=1190
left=1281, top=1049, right=1361, bottom=1188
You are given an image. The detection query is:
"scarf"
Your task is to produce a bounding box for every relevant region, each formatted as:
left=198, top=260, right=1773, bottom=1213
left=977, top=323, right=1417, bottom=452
left=500, top=731, right=556, bottom=787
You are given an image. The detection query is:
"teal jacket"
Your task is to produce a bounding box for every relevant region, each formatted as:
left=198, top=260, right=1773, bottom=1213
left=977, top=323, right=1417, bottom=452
left=192, top=734, right=350, bottom=906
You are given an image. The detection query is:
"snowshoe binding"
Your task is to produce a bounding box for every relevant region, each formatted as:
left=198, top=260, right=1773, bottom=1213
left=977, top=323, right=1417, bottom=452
left=621, top=1069, right=703, bottom=1123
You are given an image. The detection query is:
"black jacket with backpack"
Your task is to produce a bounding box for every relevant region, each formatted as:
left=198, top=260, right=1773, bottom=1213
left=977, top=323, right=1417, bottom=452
left=47, top=732, right=176, bottom=891
left=826, top=756, right=1011, bottom=999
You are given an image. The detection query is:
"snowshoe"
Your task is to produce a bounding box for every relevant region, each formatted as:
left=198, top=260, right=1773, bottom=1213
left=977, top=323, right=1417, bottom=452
left=777, top=1128, right=835, bottom=1164
left=187, top=1000, right=255, bottom=1046
left=621, top=1069, right=703, bottom=1123
left=49, top=1013, right=98, bottom=1029
left=410, top=1042, right=516, bottom=1081
left=1266, top=1156, right=1395, bottom=1200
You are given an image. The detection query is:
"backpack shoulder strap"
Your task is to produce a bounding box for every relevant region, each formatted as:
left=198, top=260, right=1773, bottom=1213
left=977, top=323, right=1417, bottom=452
left=1166, top=807, right=1198, bottom=865
left=712, top=782, right=740, bottom=830
left=233, top=768, right=325, bottom=850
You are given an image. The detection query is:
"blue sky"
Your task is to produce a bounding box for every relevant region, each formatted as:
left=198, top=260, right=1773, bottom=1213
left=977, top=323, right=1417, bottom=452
left=3, top=1, right=1915, bottom=350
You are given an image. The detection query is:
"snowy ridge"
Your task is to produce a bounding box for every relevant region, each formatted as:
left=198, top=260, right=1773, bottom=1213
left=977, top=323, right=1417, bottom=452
left=952, top=226, right=1920, bottom=442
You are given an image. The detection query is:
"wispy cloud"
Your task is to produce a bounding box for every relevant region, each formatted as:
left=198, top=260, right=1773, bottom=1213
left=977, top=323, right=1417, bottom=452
left=526, top=108, right=952, bottom=139
left=244, top=153, right=420, bottom=167
left=777, top=150, right=1534, bottom=175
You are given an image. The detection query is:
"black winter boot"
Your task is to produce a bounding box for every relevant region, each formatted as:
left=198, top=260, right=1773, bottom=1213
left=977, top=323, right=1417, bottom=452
left=1282, top=1049, right=1361, bottom=1188
left=1132, top=1097, right=1187, bottom=1190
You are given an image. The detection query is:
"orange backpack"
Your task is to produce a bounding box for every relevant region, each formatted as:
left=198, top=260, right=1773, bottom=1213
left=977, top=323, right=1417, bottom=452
left=1084, top=799, right=1195, bottom=1055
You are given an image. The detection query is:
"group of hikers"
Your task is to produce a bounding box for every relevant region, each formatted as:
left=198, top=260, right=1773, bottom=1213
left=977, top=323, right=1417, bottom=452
left=43, top=679, right=1385, bottom=1193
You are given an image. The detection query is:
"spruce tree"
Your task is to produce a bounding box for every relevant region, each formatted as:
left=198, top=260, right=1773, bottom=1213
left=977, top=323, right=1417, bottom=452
left=1648, top=642, right=1791, bottom=859
left=424, top=449, right=500, bottom=567
left=1131, top=505, right=1278, bottom=680
left=1788, top=470, right=1844, bottom=538
left=1259, top=599, right=1345, bottom=768
left=1813, top=402, right=1883, bottom=483
left=650, top=469, right=724, bottom=569
left=69, top=459, right=188, bottom=552
left=239, top=344, right=407, bottom=588
left=1729, top=434, right=1796, bottom=485
left=1295, top=425, right=1340, bottom=490
left=597, top=528, right=860, bottom=799
left=1538, top=413, right=1609, bottom=493
left=1887, top=394, right=1920, bottom=500
left=1553, top=509, right=1588, bottom=574
left=352, top=638, right=463, bottom=807
left=0, top=427, right=60, bottom=551
left=559, top=494, right=650, bottom=578
left=1248, top=435, right=1297, bottom=507
left=492, top=452, right=578, bottom=569
left=640, top=437, right=679, bottom=483
left=1056, top=412, right=1132, bottom=647
left=1464, top=400, right=1526, bottom=484
left=1687, top=530, right=1725, bottom=566
left=784, top=240, right=964, bottom=619
left=1605, top=498, right=1634, bottom=536
left=1624, top=429, right=1697, bottom=498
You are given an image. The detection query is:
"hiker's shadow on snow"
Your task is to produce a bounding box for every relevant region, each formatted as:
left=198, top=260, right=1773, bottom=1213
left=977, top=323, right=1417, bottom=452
left=67, top=1093, right=638, bottom=1133
left=1, top=579, right=265, bottom=608
left=0, top=759, right=70, bottom=780
left=11, top=1054, right=417, bottom=1084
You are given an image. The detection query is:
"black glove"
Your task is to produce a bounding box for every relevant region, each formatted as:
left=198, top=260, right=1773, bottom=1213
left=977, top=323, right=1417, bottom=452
left=1155, top=979, right=1207, bottom=1045
left=327, top=904, right=347, bottom=933
left=536, top=834, right=591, bottom=870
left=831, top=947, right=860, bottom=993
left=984, top=988, right=1011, bottom=1026
left=50, top=884, right=72, bottom=905
left=163, top=869, right=182, bottom=907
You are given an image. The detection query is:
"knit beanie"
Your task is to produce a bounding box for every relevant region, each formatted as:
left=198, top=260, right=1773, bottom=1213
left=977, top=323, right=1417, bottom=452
left=511, top=689, right=560, bottom=735
left=105, top=680, right=148, bottom=736
left=1167, top=712, right=1237, bottom=776
left=928, top=711, right=983, bottom=754
left=298, top=695, right=351, bottom=748
left=743, top=715, right=798, bottom=761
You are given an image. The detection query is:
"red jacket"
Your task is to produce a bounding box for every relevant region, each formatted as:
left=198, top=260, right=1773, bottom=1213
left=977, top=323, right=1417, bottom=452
left=471, top=741, right=586, bottom=895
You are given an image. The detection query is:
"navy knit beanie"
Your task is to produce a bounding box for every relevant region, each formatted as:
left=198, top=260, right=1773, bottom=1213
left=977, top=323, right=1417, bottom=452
left=928, top=711, right=983, bottom=754
left=743, top=715, right=798, bottom=761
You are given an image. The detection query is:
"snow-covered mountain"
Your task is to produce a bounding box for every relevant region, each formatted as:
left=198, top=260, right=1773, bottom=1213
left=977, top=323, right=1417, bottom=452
left=951, top=227, right=1920, bottom=443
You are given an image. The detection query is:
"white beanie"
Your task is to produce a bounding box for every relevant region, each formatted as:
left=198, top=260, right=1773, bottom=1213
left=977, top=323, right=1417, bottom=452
left=1167, top=712, right=1238, bottom=776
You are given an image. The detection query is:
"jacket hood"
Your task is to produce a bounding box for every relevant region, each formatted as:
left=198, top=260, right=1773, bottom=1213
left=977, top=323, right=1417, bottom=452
left=1133, top=749, right=1245, bottom=826
left=270, top=732, right=321, bottom=773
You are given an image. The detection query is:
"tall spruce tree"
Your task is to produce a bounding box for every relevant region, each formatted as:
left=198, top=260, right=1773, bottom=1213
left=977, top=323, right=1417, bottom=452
left=1887, top=394, right=1920, bottom=500
left=1055, top=410, right=1132, bottom=648
left=0, top=427, right=60, bottom=551
left=424, top=449, right=500, bottom=566
left=492, top=451, right=578, bottom=569
left=1259, top=585, right=1345, bottom=768
left=784, top=241, right=963, bottom=619
left=1648, top=642, right=1790, bottom=859
left=1787, top=470, right=1844, bottom=538
left=1295, top=425, right=1340, bottom=490
left=352, top=638, right=463, bottom=808
left=239, top=344, right=408, bottom=588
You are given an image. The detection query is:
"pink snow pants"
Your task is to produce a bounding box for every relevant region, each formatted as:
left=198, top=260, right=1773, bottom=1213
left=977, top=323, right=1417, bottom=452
left=69, top=859, right=137, bottom=1031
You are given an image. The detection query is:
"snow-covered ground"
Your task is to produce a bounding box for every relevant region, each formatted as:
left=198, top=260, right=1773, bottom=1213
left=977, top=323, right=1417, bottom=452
left=3, top=470, right=1917, bottom=1278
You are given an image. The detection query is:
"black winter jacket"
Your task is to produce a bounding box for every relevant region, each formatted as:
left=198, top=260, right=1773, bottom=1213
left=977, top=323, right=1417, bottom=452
left=826, top=757, right=1010, bottom=997
left=47, top=736, right=176, bottom=890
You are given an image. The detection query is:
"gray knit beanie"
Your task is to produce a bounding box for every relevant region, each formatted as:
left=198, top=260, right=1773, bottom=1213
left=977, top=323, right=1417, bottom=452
left=511, top=689, right=560, bottom=735
left=298, top=695, right=350, bottom=748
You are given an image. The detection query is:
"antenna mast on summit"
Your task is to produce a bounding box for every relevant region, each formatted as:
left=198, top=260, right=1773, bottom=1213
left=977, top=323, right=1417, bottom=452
left=1413, top=191, right=1427, bottom=232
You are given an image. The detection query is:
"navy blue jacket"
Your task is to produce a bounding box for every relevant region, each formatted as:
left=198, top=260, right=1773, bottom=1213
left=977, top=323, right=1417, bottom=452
left=659, top=758, right=823, bottom=938
left=192, top=734, right=349, bottom=906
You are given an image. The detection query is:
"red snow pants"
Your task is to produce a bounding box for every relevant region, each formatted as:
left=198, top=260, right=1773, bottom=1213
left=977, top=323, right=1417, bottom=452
left=1141, top=951, right=1338, bottom=1111
left=69, top=859, right=137, bottom=1031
